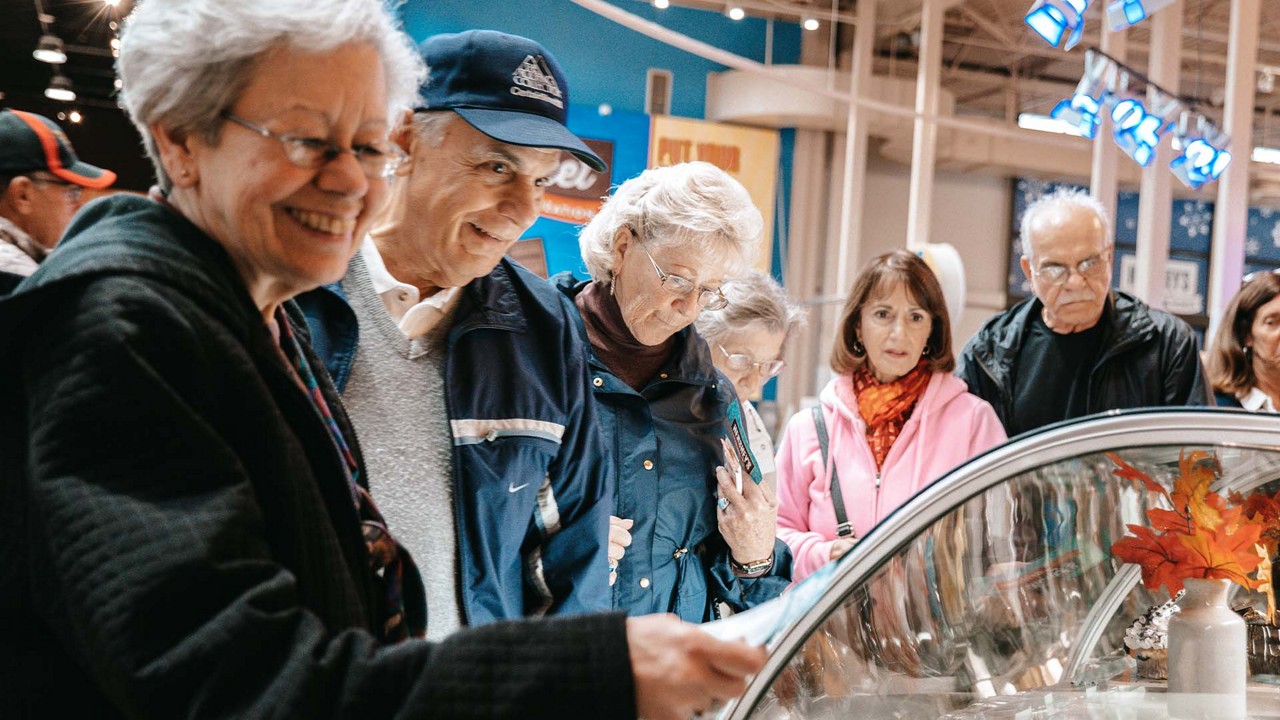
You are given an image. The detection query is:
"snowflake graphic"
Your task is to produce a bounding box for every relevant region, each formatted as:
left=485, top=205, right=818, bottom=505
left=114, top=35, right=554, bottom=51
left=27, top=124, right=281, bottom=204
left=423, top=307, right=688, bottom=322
left=1262, top=206, right=1276, bottom=220
left=1271, top=221, right=1280, bottom=248
left=1248, top=238, right=1262, bottom=256
left=1176, top=202, right=1213, bottom=238
left=1019, top=179, right=1053, bottom=205
left=1125, top=217, right=1137, bottom=231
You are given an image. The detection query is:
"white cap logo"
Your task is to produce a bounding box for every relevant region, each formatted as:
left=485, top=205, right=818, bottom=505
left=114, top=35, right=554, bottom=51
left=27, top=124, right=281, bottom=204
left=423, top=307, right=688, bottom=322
left=510, top=55, right=564, bottom=109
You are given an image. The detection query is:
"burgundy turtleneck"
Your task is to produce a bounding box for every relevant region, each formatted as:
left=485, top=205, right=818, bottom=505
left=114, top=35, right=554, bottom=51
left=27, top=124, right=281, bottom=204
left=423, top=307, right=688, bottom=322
left=575, top=280, right=676, bottom=391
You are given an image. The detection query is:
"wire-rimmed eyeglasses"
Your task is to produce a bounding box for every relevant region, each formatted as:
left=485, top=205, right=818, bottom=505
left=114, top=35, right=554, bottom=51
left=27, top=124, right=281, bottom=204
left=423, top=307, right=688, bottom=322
left=634, top=234, right=729, bottom=311
left=221, top=112, right=407, bottom=180
left=716, top=344, right=785, bottom=378
left=1030, top=253, right=1109, bottom=286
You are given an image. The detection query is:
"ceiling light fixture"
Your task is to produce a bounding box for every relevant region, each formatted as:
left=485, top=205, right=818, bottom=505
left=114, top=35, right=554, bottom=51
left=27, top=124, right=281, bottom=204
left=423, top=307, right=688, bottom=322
left=68, top=109, right=83, bottom=124
left=802, top=17, right=820, bottom=31
left=1252, top=147, right=1280, bottom=165
left=45, top=73, right=76, bottom=102
left=33, top=33, right=67, bottom=64
left=652, top=0, right=670, bottom=8
left=1024, top=0, right=1090, bottom=50
left=726, top=6, right=745, bottom=20
left=1018, top=113, right=1088, bottom=137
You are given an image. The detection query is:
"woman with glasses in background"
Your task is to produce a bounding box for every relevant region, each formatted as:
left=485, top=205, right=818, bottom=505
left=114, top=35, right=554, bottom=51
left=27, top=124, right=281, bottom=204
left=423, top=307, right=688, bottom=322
left=776, top=250, right=1005, bottom=582
left=554, top=162, right=792, bottom=621
left=696, top=270, right=806, bottom=493
left=1206, top=269, right=1280, bottom=411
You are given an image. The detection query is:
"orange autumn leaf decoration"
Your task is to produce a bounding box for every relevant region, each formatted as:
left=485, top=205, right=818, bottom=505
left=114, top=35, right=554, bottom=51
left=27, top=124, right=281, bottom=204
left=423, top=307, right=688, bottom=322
left=1108, top=450, right=1267, bottom=596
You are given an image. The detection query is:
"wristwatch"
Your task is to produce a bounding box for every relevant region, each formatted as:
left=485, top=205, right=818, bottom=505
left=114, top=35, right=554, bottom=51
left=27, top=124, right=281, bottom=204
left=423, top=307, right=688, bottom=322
left=730, top=551, right=774, bottom=577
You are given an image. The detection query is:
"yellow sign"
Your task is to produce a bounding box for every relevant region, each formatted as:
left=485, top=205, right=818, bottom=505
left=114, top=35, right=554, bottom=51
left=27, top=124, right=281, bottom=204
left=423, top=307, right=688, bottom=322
left=648, top=115, right=778, bottom=272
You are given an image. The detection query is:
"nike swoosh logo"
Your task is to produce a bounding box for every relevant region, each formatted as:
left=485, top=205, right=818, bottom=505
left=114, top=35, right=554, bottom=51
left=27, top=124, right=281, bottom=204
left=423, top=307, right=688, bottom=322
left=508, top=482, right=529, bottom=493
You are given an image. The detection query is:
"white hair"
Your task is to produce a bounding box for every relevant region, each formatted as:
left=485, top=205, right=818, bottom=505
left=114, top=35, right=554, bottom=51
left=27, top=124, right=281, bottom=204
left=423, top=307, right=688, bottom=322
left=117, top=0, right=426, bottom=191
left=578, top=162, right=763, bottom=281
left=1019, top=187, right=1113, bottom=262
left=695, top=270, right=806, bottom=345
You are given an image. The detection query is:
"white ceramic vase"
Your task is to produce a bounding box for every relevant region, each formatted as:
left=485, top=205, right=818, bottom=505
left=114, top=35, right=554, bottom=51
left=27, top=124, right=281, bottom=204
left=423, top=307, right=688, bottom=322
left=1166, top=578, right=1247, bottom=720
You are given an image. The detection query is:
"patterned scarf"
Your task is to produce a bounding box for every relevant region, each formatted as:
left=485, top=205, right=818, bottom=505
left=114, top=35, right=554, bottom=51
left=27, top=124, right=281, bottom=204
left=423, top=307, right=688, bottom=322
left=851, top=360, right=931, bottom=470
left=275, top=310, right=427, bottom=642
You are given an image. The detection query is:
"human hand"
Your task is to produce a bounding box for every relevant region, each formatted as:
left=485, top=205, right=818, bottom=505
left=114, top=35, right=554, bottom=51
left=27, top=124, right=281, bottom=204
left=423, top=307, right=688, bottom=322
left=627, top=614, right=766, bottom=720
left=609, top=515, right=633, bottom=586
left=829, top=537, right=857, bottom=561
left=715, top=465, right=778, bottom=566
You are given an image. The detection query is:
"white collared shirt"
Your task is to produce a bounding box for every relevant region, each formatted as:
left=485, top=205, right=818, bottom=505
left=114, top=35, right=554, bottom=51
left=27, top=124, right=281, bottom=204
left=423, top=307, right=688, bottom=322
left=1238, top=386, right=1279, bottom=413
left=359, top=237, right=461, bottom=341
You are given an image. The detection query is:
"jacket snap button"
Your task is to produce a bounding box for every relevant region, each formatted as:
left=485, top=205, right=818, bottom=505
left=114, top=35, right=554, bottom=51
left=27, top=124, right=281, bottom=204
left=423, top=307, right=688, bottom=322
left=659, top=373, right=668, bottom=379
left=592, top=377, right=603, bottom=387
left=643, top=460, right=654, bottom=471
left=639, top=577, right=650, bottom=588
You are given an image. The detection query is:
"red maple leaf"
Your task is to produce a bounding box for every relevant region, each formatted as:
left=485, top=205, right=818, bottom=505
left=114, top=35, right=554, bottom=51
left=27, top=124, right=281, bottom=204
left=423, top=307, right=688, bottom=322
left=1112, top=524, right=1192, bottom=593
left=1147, top=507, right=1192, bottom=534
left=1107, top=452, right=1169, bottom=501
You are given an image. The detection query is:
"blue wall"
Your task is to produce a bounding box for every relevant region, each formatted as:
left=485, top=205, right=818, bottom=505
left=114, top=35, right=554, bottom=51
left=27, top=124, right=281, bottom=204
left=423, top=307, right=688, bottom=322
left=397, top=0, right=802, bottom=118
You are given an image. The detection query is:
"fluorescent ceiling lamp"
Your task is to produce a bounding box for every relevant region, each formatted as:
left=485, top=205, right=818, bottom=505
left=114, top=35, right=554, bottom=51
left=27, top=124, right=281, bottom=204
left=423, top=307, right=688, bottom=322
left=45, top=74, right=76, bottom=102
left=727, top=6, right=745, bottom=20
left=802, top=17, right=820, bottom=31
left=1018, top=113, right=1086, bottom=137
left=652, top=0, right=669, bottom=8
left=1252, top=147, right=1280, bottom=165
left=33, top=34, right=66, bottom=64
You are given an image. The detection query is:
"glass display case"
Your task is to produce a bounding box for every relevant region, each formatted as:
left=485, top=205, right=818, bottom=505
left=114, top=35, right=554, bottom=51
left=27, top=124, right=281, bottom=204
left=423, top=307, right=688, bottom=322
left=724, top=409, right=1280, bottom=719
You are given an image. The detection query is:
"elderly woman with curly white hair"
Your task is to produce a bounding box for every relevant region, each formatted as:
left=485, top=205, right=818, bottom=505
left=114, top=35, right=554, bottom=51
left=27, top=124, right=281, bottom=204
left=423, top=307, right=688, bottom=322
left=0, top=4, right=768, bottom=719
left=554, top=162, right=792, bottom=623
left=696, top=270, right=805, bottom=493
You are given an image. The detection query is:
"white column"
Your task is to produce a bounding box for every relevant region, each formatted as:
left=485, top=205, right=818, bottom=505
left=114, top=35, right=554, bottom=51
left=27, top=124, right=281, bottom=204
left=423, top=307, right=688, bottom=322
left=835, top=0, right=878, bottom=293
left=1132, top=1, right=1183, bottom=309
left=1091, top=30, right=1126, bottom=228
left=905, top=0, right=946, bottom=250
left=1208, top=0, right=1261, bottom=339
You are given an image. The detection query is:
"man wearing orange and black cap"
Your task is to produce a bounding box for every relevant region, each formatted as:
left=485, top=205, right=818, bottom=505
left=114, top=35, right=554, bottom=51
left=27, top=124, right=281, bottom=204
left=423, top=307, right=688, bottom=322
left=0, top=108, right=116, bottom=284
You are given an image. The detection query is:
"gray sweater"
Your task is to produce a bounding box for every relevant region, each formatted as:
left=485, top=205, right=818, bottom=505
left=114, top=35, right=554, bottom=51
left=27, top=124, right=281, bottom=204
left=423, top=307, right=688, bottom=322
left=340, top=253, right=463, bottom=640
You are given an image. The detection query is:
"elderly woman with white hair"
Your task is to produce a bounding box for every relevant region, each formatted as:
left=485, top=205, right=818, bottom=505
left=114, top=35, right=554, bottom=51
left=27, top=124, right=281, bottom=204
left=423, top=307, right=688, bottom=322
left=695, top=270, right=805, bottom=492
left=554, top=162, right=792, bottom=622
left=0, top=4, right=767, bottom=719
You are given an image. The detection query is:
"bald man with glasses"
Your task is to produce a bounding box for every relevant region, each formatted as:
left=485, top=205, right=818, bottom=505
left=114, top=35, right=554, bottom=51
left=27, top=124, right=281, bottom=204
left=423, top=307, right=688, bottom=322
left=0, top=109, right=115, bottom=291
left=955, top=188, right=1210, bottom=437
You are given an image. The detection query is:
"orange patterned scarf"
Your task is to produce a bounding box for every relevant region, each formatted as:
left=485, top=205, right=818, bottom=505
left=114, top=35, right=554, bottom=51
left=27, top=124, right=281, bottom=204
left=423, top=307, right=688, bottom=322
left=851, top=360, right=931, bottom=470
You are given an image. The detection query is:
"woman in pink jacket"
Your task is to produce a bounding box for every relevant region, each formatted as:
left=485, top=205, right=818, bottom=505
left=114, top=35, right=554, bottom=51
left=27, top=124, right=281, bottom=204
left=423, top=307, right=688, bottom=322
left=776, top=250, right=1006, bottom=582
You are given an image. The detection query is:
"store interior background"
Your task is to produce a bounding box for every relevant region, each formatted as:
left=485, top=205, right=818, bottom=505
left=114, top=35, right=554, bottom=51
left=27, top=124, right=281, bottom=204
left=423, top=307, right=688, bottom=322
left=3, top=0, right=1278, bottom=431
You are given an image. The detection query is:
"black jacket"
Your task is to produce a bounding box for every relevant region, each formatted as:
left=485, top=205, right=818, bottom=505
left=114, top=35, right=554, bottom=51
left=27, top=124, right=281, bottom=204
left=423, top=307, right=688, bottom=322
left=0, top=194, right=633, bottom=719
left=954, top=291, right=1210, bottom=436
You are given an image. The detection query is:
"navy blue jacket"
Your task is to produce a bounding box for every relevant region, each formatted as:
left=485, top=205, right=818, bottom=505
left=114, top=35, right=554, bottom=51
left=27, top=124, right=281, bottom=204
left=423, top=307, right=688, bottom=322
left=553, top=273, right=791, bottom=622
left=298, top=257, right=612, bottom=626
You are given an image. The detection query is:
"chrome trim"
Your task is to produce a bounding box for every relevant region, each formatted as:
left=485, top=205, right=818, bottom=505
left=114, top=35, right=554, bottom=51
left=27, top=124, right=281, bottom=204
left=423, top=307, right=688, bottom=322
left=725, top=408, right=1280, bottom=719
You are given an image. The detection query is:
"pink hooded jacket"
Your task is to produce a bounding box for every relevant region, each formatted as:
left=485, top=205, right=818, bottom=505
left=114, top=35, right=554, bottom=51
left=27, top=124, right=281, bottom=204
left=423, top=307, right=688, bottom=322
left=776, top=371, right=1006, bottom=582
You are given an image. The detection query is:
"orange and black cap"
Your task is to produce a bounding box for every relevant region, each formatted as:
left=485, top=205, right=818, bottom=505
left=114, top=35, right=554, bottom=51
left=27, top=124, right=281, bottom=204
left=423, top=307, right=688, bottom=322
left=0, top=109, right=116, bottom=189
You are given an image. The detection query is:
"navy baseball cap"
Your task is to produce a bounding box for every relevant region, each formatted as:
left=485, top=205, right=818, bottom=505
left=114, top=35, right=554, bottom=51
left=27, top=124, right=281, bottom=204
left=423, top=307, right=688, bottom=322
left=0, top=109, right=115, bottom=188
left=418, top=30, right=605, bottom=172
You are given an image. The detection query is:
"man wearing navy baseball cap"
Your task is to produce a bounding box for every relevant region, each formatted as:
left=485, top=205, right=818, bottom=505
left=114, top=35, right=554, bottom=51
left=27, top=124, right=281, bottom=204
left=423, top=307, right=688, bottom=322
left=0, top=109, right=115, bottom=285
left=298, top=30, right=614, bottom=640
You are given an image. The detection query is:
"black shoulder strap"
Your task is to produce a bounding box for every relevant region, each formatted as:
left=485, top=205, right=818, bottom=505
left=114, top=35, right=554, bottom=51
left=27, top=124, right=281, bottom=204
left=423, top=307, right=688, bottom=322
left=811, top=406, right=854, bottom=538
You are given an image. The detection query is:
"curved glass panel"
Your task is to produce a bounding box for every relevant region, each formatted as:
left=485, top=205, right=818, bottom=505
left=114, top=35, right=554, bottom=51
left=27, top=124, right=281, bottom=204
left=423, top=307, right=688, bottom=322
left=730, top=411, right=1280, bottom=719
